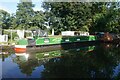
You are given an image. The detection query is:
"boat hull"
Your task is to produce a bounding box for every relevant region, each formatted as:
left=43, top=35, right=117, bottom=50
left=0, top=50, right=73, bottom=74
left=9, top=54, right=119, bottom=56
left=14, top=45, right=26, bottom=53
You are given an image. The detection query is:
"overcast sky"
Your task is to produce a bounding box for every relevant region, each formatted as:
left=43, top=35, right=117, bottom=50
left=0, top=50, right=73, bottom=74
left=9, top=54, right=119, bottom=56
left=0, top=0, right=44, bottom=14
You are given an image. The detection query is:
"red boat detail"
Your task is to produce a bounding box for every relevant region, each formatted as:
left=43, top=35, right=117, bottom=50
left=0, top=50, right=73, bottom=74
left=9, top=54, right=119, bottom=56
left=14, top=45, right=26, bottom=53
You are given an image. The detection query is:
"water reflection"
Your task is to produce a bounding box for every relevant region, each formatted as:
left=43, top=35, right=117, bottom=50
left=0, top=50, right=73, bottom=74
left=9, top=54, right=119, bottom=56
left=2, top=43, right=120, bottom=79
left=14, top=53, right=29, bottom=62
left=40, top=43, right=120, bottom=79
left=12, top=52, right=44, bottom=77
left=0, top=52, right=10, bottom=62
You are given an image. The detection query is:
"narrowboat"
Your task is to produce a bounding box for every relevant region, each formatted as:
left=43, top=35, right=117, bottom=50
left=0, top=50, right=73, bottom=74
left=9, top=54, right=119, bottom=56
left=96, top=32, right=120, bottom=43
left=14, top=30, right=98, bottom=53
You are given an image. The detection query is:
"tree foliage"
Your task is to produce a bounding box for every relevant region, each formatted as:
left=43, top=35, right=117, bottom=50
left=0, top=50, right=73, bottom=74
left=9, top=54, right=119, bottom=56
left=42, top=2, right=120, bottom=34
left=0, top=10, right=11, bottom=29
left=42, top=2, right=92, bottom=34
left=13, top=0, right=45, bottom=30
left=90, top=2, right=120, bottom=33
left=1, top=2, right=120, bottom=34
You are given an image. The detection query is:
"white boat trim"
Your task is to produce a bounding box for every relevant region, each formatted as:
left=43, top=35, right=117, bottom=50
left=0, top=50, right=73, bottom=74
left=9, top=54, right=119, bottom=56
left=15, top=45, right=27, bottom=48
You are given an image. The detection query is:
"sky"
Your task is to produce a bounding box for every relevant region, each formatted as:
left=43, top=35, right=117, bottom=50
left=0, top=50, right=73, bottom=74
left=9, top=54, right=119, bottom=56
left=0, top=0, right=44, bottom=14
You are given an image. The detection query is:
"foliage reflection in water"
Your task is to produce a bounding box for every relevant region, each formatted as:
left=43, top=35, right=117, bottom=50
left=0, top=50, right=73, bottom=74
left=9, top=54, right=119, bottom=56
left=1, top=43, right=120, bottom=79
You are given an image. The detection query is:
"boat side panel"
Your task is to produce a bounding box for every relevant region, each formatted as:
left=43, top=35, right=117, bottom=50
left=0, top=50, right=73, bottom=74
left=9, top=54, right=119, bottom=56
left=35, top=35, right=97, bottom=45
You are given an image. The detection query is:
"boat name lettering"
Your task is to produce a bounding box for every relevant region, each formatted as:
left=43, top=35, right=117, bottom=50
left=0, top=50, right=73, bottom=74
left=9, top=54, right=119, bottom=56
left=44, top=38, right=50, bottom=43
left=65, top=39, right=69, bottom=42
left=77, top=39, right=80, bottom=41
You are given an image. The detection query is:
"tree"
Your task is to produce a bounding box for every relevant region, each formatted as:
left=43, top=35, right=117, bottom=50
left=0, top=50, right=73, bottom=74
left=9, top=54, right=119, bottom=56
left=15, top=0, right=45, bottom=30
left=42, top=2, right=93, bottom=34
left=0, top=9, right=11, bottom=29
left=31, top=11, right=45, bottom=30
left=90, top=2, right=120, bottom=33
left=15, top=0, right=35, bottom=29
left=43, top=2, right=120, bottom=34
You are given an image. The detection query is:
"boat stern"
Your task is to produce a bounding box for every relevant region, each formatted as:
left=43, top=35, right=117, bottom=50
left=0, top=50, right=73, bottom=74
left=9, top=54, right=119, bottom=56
left=14, top=45, right=27, bottom=53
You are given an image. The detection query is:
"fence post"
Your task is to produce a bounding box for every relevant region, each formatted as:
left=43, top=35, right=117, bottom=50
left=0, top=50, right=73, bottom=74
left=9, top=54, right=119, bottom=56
left=10, top=28, right=12, bottom=43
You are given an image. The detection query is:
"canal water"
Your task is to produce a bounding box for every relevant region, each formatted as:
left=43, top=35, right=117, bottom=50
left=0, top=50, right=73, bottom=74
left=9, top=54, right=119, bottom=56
left=1, top=43, right=120, bottom=79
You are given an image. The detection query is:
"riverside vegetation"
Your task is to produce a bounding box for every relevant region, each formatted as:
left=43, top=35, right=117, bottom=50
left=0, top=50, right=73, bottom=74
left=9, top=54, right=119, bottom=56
left=0, top=1, right=120, bottom=37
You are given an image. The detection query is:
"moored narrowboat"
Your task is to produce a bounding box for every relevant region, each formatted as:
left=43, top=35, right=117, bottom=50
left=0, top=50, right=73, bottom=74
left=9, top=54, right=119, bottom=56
left=96, top=32, right=120, bottom=42
left=14, top=30, right=98, bottom=53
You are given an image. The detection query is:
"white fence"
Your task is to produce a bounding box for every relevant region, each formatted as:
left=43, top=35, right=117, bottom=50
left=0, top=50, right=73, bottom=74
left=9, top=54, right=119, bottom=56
left=0, top=35, right=8, bottom=42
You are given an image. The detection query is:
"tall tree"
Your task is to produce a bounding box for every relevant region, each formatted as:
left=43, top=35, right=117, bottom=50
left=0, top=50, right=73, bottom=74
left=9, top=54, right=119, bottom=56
left=42, top=2, right=93, bottom=34
left=90, top=2, right=120, bottom=33
left=0, top=9, right=11, bottom=29
left=15, top=0, right=35, bottom=29
left=31, top=11, right=45, bottom=30
left=15, top=0, right=45, bottom=30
